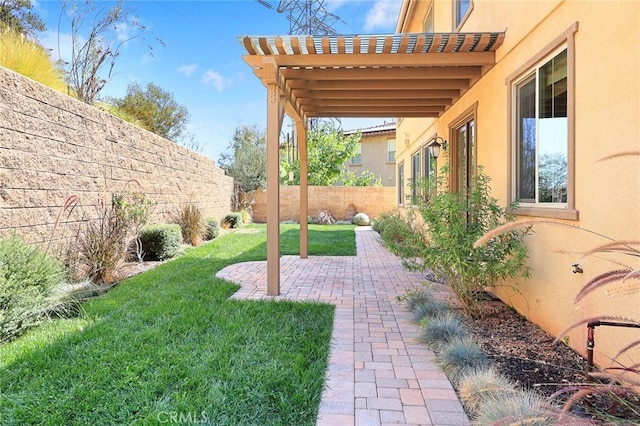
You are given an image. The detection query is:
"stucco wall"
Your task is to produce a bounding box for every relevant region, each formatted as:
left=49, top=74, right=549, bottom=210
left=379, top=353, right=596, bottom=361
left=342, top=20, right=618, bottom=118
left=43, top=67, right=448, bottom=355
left=0, top=66, right=234, bottom=247
left=397, top=0, right=640, bottom=368
left=250, top=186, right=396, bottom=223
left=342, top=130, right=396, bottom=187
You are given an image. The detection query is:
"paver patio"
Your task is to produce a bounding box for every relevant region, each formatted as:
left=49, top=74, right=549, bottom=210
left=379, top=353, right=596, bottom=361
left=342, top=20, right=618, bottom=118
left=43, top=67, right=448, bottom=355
left=216, top=226, right=470, bottom=426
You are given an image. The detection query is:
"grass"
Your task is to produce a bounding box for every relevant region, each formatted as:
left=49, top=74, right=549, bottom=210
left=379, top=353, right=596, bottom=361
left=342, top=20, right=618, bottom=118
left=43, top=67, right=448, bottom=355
left=0, top=28, right=68, bottom=93
left=0, top=224, right=355, bottom=425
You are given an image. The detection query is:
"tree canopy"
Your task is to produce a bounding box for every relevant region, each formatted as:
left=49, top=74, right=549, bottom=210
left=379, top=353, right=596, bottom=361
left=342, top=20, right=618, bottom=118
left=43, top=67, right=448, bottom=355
left=218, top=125, right=268, bottom=197
left=281, top=121, right=361, bottom=186
left=111, top=82, right=190, bottom=143
left=0, top=0, right=45, bottom=37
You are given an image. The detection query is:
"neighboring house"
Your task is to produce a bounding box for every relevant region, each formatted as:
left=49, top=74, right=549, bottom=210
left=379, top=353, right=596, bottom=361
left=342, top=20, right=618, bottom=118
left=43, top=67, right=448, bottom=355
left=395, top=0, right=639, bottom=368
left=342, top=122, right=396, bottom=186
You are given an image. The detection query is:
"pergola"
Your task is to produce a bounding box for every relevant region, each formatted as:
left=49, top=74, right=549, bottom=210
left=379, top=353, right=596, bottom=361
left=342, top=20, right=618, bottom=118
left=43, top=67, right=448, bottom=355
left=239, top=32, right=505, bottom=295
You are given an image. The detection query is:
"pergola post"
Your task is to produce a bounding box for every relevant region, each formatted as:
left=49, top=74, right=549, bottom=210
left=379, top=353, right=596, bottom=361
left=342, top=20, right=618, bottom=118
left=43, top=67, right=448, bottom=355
left=266, top=82, right=284, bottom=296
left=296, top=119, right=308, bottom=258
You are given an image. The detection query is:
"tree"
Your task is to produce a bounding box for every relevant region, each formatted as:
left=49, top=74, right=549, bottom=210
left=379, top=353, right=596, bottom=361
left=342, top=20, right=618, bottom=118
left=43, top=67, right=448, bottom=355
left=281, top=121, right=361, bottom=186
left=218, top=125, right=267, bottom=209
left=0, top=0, right=45, bottom=37
left=111, top=82, right=190, bottom=143
left=61, top=0, right=162, bottom=104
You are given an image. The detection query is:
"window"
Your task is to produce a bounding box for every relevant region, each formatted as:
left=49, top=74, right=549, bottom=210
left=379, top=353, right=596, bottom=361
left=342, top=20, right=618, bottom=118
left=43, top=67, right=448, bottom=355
left=387, top=139, right=396, bottom=162
left=423, top=144, right=437, bottom=197
left=455, top=118, right=476, bottom=194
left=423, top=5, right=434, bottom=33
left=508, top=23, right=577, bottom=220
left=351, top=142, right=362, bottom=165
left=411, top=150, right=421, bottom=204
left=514, top=49, right=567, bottom=205
left=397, top=162, right=405, bottom=205
left=454, top=0, right=471, bottom=29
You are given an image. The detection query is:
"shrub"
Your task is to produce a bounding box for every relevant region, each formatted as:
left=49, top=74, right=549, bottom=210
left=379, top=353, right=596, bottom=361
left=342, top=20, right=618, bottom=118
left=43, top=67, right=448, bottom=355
left=435, top=336, right=488, bottom=385
left=380, top=216, right=415, bottom=254
left=371, top=210, right=398, bottom=234
left=139, top=224, right=182, bottom=261
left=172, top=203, right=205, bottom=246
left=204, top=217, right=220, bottom=240
left=0, top=236, right=66, bottom=342
left=403, top=167, right=532, bottom=317
left=352, top=212, right=371, bottom=226
left=223, top=212, right=243, bottom=229
left=314, top=210, right=336, bottom=225
left=411, top=298, right=450, bottom=323
left=474, top=391, right=559, bottom=425
left=418, top=312, right=468, bottom=351
left=458, top=367, right=518, bottom=415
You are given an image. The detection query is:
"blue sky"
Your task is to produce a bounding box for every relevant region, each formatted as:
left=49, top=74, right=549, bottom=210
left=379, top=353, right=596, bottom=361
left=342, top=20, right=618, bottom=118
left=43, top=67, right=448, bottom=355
left=35, top=0, right=402, bottom=161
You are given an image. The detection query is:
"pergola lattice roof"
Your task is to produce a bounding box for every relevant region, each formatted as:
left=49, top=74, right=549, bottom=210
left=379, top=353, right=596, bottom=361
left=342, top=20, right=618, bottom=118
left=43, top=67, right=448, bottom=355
left=240, top=32, right=505, bottom=119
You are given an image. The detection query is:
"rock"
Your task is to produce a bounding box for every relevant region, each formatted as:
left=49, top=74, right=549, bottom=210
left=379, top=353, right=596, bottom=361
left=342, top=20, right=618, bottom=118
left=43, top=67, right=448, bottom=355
left=352, top=212, right=370, bottom=226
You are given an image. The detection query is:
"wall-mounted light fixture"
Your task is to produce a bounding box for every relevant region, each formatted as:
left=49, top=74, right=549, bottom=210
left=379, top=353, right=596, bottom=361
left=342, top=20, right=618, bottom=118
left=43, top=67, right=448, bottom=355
left=429, top=136, right=447, bottom=159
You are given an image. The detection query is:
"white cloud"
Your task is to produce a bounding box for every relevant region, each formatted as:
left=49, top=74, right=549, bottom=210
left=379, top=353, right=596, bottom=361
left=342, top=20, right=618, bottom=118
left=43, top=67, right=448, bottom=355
left=178, top=64, right=198, bottom=76
left=364, top=0, right=402, bottom=32
left=202, top=70, right=228, bottom=91
left=115, top=22, right=130, bottom=42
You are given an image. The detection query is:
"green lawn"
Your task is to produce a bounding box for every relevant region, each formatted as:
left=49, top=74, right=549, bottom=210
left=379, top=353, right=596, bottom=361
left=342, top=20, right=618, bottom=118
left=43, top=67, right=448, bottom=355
left=0, top=224, right=356, bottom=425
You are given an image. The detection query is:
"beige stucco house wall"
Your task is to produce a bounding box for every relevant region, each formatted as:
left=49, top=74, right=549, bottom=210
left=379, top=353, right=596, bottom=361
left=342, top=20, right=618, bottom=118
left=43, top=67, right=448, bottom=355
left=342, top=123, right=397, bottom=187
left=396, top=0, right=640, bottom=369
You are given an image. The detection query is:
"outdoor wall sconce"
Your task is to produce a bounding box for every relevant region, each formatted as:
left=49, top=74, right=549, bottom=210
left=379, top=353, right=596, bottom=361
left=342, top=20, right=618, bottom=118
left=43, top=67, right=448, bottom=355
left=429, top=136, right=447, bottom=159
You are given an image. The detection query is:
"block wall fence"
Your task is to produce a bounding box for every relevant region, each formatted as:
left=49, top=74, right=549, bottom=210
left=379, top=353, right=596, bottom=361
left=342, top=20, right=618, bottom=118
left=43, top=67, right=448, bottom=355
left=0, top=66, right=234, bottom=247
left=249, top=186, right=396, bottom=223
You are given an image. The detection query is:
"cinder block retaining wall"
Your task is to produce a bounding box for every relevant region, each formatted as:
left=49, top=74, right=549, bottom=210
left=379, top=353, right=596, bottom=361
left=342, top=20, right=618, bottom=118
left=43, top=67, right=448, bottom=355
left=0, top=66, right=234, bottom=246
left=250, top=186, right=396, bottom=223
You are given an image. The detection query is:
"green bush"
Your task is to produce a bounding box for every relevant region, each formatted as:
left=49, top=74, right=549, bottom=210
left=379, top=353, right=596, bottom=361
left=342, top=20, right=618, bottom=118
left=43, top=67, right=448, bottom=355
left=139, top=224, right=182, bottom=261
left=204, top=217, right=220, bottom=240
left=223, top=212, right=243, bottom=229
left=371, top=210, right=399, bottom=234
left=402, top=167, right=531, bottom=317
left=0, top=236, right=65, bottom=342
left=380, top=216, right=415, bottom=254
left=172, top=203, right=205, bottom=246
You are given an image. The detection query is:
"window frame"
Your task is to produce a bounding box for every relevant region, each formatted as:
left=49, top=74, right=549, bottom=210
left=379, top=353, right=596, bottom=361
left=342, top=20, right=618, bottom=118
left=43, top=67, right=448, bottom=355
left=507, top=22, right=579, bottom=220
left=423, top=4, right=434, bottom=33
left=387, top=139, right=396, bottom=163
left=422, top=140, right=437, bottom=199
left=410, top=149, right=422, bottom=205
left=397, top=161, right=405, bottom=206
left=351, top=142, right=362, bottom=165
left=453, top=0, right=472, bottom=31
left=449, top=103, right=478, bottom=194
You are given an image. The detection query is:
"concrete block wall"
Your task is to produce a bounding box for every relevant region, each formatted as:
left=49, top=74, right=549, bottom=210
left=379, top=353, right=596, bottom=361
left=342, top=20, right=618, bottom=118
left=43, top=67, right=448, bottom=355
left=250, top=186, right=396, bottom=223
left=0, top=66, right=234, bottom=247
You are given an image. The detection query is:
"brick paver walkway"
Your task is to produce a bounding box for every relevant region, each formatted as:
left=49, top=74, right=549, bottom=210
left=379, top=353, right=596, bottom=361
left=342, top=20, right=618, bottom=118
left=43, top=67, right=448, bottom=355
left=216, top=227, right=470, bottom=426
